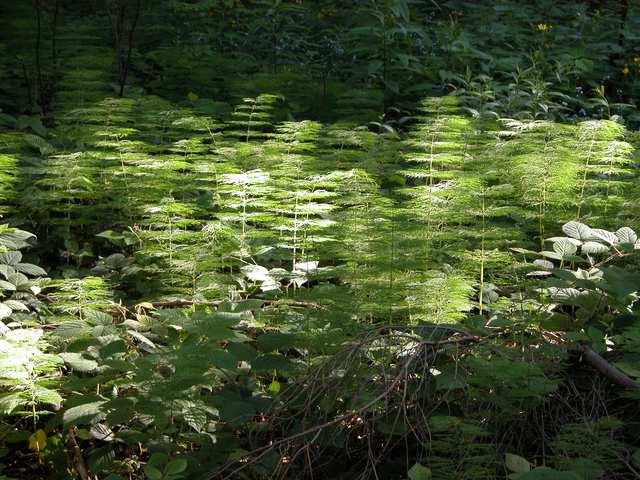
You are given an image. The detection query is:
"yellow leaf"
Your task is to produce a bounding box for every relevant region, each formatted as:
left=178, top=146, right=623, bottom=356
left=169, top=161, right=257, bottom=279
left=28, top=429, right=47, bottom=451
left=268, top=380, right=281, bottom=395
left=135, top=302, right=156, bottom=311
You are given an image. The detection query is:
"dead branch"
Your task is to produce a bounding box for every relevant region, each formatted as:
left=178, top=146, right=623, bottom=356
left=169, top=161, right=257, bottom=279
left=137, top=298, right=326, bottom=310
left=67, top=427, right=90, bottom=480
left=208, top=332, right=481, bottom=480
left=578, top=343, right=639, bottom=389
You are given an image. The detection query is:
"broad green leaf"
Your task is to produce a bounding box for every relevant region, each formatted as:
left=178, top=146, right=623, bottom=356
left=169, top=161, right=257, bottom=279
left=505, top=453, right=531, bottom=473
left=408, top=462, right=431, bottom=480
left=589, top=228, right=617, bottom=245
left=581, top=241, right=608, bottom=255
left=616, top=227, right=637, bottom=244
left=59, top=352, right=99, bottom=372
left=165, top=458, right=188, bottom=476
left=126, top=330, right=156, bottom=349
left=63, top=400, right=107, bottom=427
left=256, top=332, right=295, bottom=352
left=0, top=251, right=21, bottom=266
left=0, top=303, right=12, bottom=319
left=547, top=237, right=582, bottom=246
left=16, top=263, right=47, bottom=277
left=144, top=466, right=163, bottom=480
left=553, top=239, right=577, bottom=258
left=0, top=392, right=25, bottom=414
left=562, top=221, right=592, bottom=240
left=268, top=380, right=281, bottom=395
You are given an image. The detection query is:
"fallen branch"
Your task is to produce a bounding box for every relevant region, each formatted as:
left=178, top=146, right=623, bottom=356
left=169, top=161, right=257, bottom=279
left=67, top=427, right=90, bottom=480
left=578, top=343, right=638, bottom=389
left=208, top=332, right=482, bottom=480
left=137, top=298, right=326, bottom=311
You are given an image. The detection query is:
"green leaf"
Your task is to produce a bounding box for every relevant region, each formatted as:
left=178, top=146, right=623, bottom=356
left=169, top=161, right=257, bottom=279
left=268, top=380, right=281, bottom=395
left=16, top=263, right=47, bottom=277
left=0, top=280, right=16, bottom=291
left=589, top=228, right=617, bottom=245
left=562, top=221, right=592, bottom=241
left=0, top=393, right=26, bottom=414
left=600, top=266, right=640, bottom=300
left=553, top=239, right=577, bottom=258
left=252, top=354, right=295, bottom=373
left=165, top=458, right=188, bottom=476
left=505, top=453, right=531, bottom=473
left=563, top=458, right=604, bottom=480
left=145, top=466, right=163, bottom=480
left=581, top=241, right=608, bottom=255
left=256, top=332, right=295, bottom=352
left=0, top=303, right=12, bottom=319
left=408, top=463, right=431, bottom=480
left=127, top=330, right=156, bottom=349
left=63, top=400, right=107, bottom=427
left=616, top=227, right=637, bottom=244
left=59, top=352, right=99, bottom=372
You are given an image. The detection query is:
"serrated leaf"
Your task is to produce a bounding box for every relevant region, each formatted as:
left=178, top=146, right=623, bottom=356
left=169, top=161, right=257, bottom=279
left=3, top=300, right=28, bottom=311
left=90, top=423, right=114, bottom=442
left=63, top=400, right=107, bottom=427
left=540, top=251, right=562, bottom=260
left=589, top=228, right=617, bottom=245
left=533, top=259, right=554, bottom=270
left=0, top=251, right=21, bottom=266
left=16, top=263, right=47, bottom=277
left=0, top=303, right=12, bottom=319
left=0, top=392, right=25, bottom=414
left=59, top=352, right=99, bottom=372
left=0, top=280, right=16, bottom=291
left=553, top=239, right=577, bottom=258
left=127, top=330, right=156, bottom=349
left=581, top=241, right=609, bottom=255
left=562, top=221, right=592, bottom=240
left=547, top=287, right=583, bottom=302
left=546, top=237, right=582, bottom=246
left=616, top=227, right=637, bottom=244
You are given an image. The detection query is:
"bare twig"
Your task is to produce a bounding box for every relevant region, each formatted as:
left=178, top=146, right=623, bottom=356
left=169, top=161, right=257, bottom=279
left=209, top=333, right=481, bottom=480
left=67, top=427, right=90, bottom=480
left=578, top=343, right=639, bottom=389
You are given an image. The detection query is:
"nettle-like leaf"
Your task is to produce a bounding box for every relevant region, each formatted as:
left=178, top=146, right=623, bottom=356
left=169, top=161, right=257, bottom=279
left=0, top=251, right=21, bottom=266
left=581, top=241, right=609, bottom=255
left=547, top=237, right=582, bottom=247
left=562, top=221, right=593, bottom=241
left=588, top=228, right=618, bottom=245
left=552, top=239, right=577, bottom=258
left=616, top=227, right=637, bottom=244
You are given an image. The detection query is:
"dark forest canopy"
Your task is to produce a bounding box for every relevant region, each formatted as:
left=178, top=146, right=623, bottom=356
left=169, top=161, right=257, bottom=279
left=0, top=1, right=640, bottom=479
